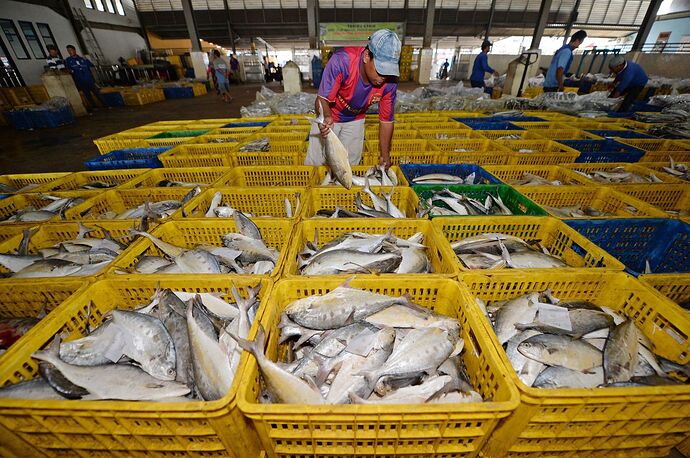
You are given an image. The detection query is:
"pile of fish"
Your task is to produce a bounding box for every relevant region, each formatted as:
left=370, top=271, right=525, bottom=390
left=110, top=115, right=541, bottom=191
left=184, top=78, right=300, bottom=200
left=320, top=166, right=398, bottom=187
left=508, top=173, right=567, bottom=186
left=82, top=187, right=200, bottom=222
left=647, top=122, right=690, bottom=139
left=452, top=233, right=566, bottom=270
left=2, top=194, right=87, bottom=223
left=0, top=285, right=261, bottom=401
left=315, top=182, right=406, bottom=219
left=156, top=179, right=209, bottom=188
left=202, top=191, right=300, bottom=218
left=72, top=181, right=118, bottom=190
left=660, top=157, right=689, bottom=182
left=495, top=134, right=523, bottom=141
left=208, top=137, right=241, bottom=144
left=0, top=315, right=43, bottom=354
left=238, top=282, right=481, bottom=404
left=0, top=225, right=127, bottom=278
left=573, top=166, right=663, bottom=184
left=412, top=172, right=483, bottom=185
left=121, top=213, right=279, bottom=275
left=542, top=204, right=611, bottom=218
left=483, top=290, right=689, bottom=389
left=418, top=188, right=513, bottom=217
left=0, top=182, right=41, bottom=194
left=297, top=230, right=431, bottom=275
left=239, top=137, right=270, bottom=152
left=634, top=109, right=690, bottom=124
left=308, top=100, right=353, bottom=189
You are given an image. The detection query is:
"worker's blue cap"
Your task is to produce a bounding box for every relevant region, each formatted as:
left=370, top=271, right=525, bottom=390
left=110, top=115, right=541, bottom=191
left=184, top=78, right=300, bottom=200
left=368, top=29, right=401, bottom=77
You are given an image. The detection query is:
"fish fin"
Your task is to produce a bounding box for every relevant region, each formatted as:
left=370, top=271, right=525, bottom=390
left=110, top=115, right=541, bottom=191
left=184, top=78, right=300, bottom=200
left=645, top=259, right=653, bottom=274
left=231, top=324, right=266, bottom=358
left=344, top=309, right=356, bottom=326
left=543, top=288, right=560, bottom=304
left=498, top=239, right=514, bottom=268
left=314, top=355, right=338, bottom=386
left=348, top=392, right=369, bottom=404
left=77, top=222, right=95, bottom=239
left=339, top=276, right=356, bottom=289
left=355, top=369, right=379, bottom=387
left=294, top=329, right=319, bottom=349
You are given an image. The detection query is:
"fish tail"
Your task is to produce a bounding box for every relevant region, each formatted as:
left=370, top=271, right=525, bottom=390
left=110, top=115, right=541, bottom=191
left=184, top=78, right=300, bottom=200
left=232, top=324, right=266, bottom=360
left=355, top=369, right=379, bottom=387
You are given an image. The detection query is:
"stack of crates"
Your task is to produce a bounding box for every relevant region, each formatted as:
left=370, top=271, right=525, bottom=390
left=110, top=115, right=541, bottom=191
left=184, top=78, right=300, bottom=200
left=3, top=111, right=690, bottom=458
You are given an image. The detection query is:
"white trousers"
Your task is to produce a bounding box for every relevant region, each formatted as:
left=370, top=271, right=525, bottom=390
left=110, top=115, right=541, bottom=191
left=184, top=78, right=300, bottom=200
left=305, top=118, right=366, bottom=166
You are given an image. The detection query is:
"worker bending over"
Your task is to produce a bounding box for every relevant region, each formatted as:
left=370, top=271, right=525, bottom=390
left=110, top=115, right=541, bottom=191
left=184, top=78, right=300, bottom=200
left=306, top=29, right=401, bottom=168
left=543, top=30, right=587, bottom=92
left=470, top=41, right=499, bottom=89
left=608, top=55, right=649, bottom=113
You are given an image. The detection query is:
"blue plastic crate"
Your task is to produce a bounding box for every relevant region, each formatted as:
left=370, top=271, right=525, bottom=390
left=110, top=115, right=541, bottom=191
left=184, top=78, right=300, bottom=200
left=28, top=107, right=74, bottom=129
left=632, top=103, right=663, bottom=112
left=163, top=87, right=194, bottom=99
left=558, top=139, right=645, bottom=163
left=586, top=129, right=654, bottom=139
left=222, top=121, right=270, bottom=128
left=400, top=164, right=502, bottom=186
left=460, top=120, right=525, bottom=131
left=101, top=92, right=125, bottom=107
left=566, top=218, right=690, bottom=276
left=84, top=147, right=170, bottom=170
left=486, top=115, right=547, bottom=122
left=606, top=111, right=635, bottom=118
left=4, top=110, right=34, bottom=130
left=452, top=117, right=493, bottom=124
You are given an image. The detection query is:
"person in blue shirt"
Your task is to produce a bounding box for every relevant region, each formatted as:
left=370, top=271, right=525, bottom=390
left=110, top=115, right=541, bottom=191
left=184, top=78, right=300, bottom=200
left=211, top=49, right=232, bottom=103
left=470, top=41, right=499, bottom=88
left=543, top=30, right=587, bottom=92
left=608, top=55, right=649, bottom=112
left=64, top=45, right=106, bottom=111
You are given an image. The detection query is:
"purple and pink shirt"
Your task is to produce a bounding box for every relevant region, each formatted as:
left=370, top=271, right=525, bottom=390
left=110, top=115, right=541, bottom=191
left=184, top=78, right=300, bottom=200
left=318, top=47, right=397, bottom=123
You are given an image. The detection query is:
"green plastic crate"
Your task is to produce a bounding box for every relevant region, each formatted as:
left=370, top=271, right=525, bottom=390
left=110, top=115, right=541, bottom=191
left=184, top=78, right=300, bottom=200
left=413, top=184, right=548, bottom=218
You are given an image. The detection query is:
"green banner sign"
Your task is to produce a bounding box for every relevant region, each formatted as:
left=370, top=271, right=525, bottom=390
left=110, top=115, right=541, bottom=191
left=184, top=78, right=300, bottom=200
left=320, top=23, right=404, bottom=42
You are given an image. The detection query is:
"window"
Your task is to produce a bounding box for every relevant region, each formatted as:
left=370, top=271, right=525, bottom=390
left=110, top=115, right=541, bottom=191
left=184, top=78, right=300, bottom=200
left=114, top=0, right=126, bottom=15
left=105, top=0, right=115, bottom=13
left=37, top=23, right=59, bottom=54
left=18, top=21, right=45, bottom=59
left=84, top=0, right=93, bottom=7
left=94, top=0, right=105, bottom=11
left=0, top=19, right=29, bottom=60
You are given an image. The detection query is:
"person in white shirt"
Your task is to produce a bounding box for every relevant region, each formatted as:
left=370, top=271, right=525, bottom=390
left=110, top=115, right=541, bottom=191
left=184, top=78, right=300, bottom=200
left=45, top=45, right=65, bottom=71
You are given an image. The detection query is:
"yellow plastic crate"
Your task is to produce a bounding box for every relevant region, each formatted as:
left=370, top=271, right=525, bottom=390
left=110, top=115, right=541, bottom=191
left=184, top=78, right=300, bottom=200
left=461, top=271, right=690, bottom=457
left=529, top=128, right=602, bottom=141
left=189, top=133, right=251, bottom=144
left=0, top=225, right=28, bottom=243
left=499, top=139, right=581, bottom=166
left=0, top=278, right=88, bottom=363
left=614, top=184, right=690, bottom=216
left=264, top=125, right=311, bottom=134
left=0, top=276, right=268, bottom=458
left=434, top=215, right=625, bottom=271
left=301, top=186, right=419, bottom=218
left=639, top=273, right=690, bottom=309
left=364, top=139, right=439, bottom=165
left=515, top=185, right=670, bottom=219
left=181, top=187, right=305, bottom=219
left=614, top=118, right=653, bottom=132
left=312, top=165, right=408, bottom=187
left=678, top=437, right=690, bottom=458
left=122, top=167, right=230, bottom=189
left=267, top=118, right=312, bottom=127
left=432, top=139, right=513, bottom=165
left=0, top=172, right=70, bottom=193
left=63, top=188, right=193, bottom=222
left=619, top=139, right=690, bottom=158
left=522, top=111, right=576, bottom=120
left=643, top=151, right=690, bottom=163
left=238, top=277, right=519, bottom=458
left=0, top=221, right=138, bottom=277
left=561, top=162, right=684, bottom=185
left=217, top=166, right=316, bottom=187
left=94, top=133, right=151, bottom=154
left=109, top=219, right=293, bottom=278
left=475, top=130, right=544, bottom=141
left=414, top=121, right=466, bottom=130
left=417, top=128, right=486, bottom=140
left=364, top=127, right=419, bottom=140
left=484, top=165, right=592, bottom=185
left=232, top=148, right=307, bottom=167
left=0, top=191, right=97, bottom=225
left=39, top=170, right=148, bottom=192
left=244, top=132, right=307, bottom=144
left=211, top=127, right=265, bottom=136
left=159, top=144, right=235, bottom=168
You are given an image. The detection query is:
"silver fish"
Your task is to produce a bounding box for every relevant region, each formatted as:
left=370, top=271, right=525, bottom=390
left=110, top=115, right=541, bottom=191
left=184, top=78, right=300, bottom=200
left=308, top=99, right=352, bottom=189
left=518, top=334, right=602, bottom=372
left=533, top=365, right=605, bottom=389
left=300, top=250, right=401, bottom=275
left=603, top=320, right=639, bottom=384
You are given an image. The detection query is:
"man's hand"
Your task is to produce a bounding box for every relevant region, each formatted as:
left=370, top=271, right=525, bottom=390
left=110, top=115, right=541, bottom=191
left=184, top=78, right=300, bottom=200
left=319, top=116, right=334, bottom=137
left=379, top=154, right=391, bottom=170
left=558, top=84, right=565, bottom=92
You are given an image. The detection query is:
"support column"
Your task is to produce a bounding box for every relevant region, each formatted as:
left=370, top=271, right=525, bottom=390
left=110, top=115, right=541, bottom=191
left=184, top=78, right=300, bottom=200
left=529, top=0, right=553, bottom=50
left=485, top=0, right=497, bottom=41
left=631, top=0, right=663, bottom=51
left=181, top=0, right=207, bottom=79
left=181, top=0, right=202, bottom=52
left=222, top=0, right=236, bottom=53
left=307, top=0, right=318, bottom=49
left=423, top=0, right=436, bottom=48
left=563, top=0, right=581, bottom=44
